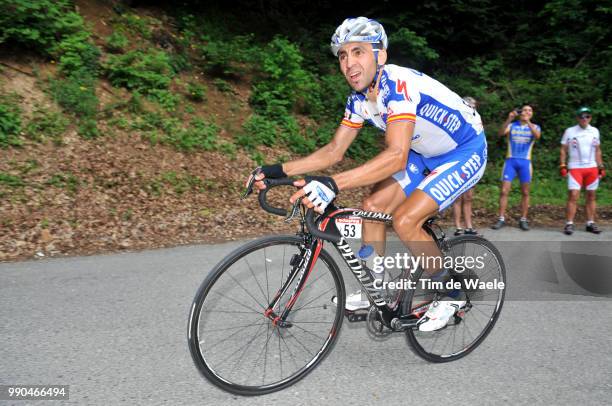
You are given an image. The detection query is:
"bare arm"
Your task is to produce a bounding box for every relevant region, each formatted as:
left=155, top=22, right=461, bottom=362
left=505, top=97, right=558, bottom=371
left=527, top=122, right=541, bottom=139
left=332, top=121, right=412, bottom=190
left=596, top=144, right=603, bottom=167
left=560, top=143, right=568, bottom=165
left=498, top=111, right=516, bottom=136
left=282, top=125, right=359, bottom=176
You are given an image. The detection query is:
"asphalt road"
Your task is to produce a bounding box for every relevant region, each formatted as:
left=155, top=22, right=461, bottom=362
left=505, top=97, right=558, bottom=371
left=1, top=227, right=611, bottom=405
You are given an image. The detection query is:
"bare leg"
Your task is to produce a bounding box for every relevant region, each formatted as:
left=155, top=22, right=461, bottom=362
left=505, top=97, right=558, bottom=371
left=498, top=181, right=511, bottom=218
left=392, top=190, right=440, bottom=275
left=453, top=195, right=464, bottom=229
left=566, top=189, right=580, bottom=222
left=520, top=182, right=530, bottom=219
left=585, top=190, right=596, bottom=222
left=463, top=188, right=474, bottom=229
left=361, top=178, right=407, bottom=256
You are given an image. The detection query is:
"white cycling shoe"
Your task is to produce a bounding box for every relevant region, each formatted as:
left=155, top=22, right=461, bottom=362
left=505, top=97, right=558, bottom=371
left=344, top=290, right=371, bottom=311
left=417, top=299, right=466, bottom=332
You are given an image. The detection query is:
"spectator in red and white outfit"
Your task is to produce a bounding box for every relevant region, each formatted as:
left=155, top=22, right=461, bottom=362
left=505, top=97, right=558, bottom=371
left=560, top=107, right=605, bottom=235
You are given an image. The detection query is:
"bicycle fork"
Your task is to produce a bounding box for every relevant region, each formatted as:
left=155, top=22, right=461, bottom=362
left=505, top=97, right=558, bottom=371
left=263, top=239, right=322, bottom=328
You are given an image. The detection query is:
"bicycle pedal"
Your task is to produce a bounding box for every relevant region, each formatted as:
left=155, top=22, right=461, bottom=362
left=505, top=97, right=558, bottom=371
left=345, top=309, right=368, bottom=322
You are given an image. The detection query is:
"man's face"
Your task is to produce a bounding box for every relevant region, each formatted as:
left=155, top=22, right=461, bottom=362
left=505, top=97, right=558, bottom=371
left=577, top=113, right=592, bottom=128
left=519, top=105, right=533, bottom=121
left=337, top=42, right=380, bottom=92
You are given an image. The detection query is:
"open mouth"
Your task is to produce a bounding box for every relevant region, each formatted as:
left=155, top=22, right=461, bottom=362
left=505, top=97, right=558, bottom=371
left=348, top=71, right=361, bottom=83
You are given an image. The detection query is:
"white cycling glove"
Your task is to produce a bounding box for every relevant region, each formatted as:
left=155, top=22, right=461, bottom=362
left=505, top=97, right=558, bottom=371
left=302, top=176, right=338, bottom=211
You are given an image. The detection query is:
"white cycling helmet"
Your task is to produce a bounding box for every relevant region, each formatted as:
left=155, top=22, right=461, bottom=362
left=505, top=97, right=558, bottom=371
left=330, top=17, right=388, bottom=57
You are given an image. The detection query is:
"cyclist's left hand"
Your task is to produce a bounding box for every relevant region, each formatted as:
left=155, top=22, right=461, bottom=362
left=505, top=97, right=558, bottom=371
left=290, top=176, right=338, bottom=214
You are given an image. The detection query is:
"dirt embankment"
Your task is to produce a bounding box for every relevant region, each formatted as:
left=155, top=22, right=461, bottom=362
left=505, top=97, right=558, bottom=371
left=1, top=1, right=610, bottom=262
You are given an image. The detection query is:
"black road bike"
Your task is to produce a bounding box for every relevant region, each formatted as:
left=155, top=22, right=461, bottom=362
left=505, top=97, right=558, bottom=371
left=188, top=178, right=506, bottom=396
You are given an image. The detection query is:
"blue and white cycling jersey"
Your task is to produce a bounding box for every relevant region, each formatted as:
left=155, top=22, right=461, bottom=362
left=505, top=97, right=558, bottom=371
left=505, top=121, right=539, bottom=160
left=340, top=64, right=484, bottom=158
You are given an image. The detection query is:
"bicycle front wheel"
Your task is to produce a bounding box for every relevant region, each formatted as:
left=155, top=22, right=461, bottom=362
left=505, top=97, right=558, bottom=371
left=403, top=235, right=506, bottom=362
left=188, top=235, right=345, bottom=395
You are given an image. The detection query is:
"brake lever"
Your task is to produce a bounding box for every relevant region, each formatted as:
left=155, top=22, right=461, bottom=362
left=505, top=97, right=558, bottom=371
left=241, top=167, right=262, bottom=199
left=242, top=177, right=255, bottom=199
left=284, top=199, right=302, bottom=223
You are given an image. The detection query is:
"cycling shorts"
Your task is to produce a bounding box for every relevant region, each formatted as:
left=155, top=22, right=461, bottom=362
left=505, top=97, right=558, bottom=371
left=392, top=133, right=487, bottom=211
left=568, top=167, right=599, bottom=191
left=501, top=158, right=532, bottom=183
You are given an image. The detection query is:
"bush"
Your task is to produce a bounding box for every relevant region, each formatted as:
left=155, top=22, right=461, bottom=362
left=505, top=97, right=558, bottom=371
left=186, top=82, right=207, bottom=102
left=54, top=30, right=100, bottom=75
left=105, top=31, right=129, bottom=53
left=0, top=100, right=22, bottom=148
left=0, top=1, right=81, bottom=54
left=236, top=114, right=278, bottom=149
left=199, top=34, right=256, bottom=77
left=164, top=118, right=219, bottom=151
left=105, top=50, right=174, bottom=94
left=147, top=89, right=181, bottom=111
left=250, top=36, right=314, bottom=120
left=50, top=69, right=98, bottom=119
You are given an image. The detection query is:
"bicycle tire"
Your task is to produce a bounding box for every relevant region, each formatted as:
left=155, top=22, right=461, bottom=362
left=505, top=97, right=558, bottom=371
left=403, top=235, right=506, bottom=362
left=188, top=235, right=345, bottom=395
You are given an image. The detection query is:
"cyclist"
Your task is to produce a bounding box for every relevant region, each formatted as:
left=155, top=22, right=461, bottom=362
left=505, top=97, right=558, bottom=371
left=492, top=105, right=541, bottom=231
left=248, top=17, right=486, bottom=331
left=560, top=106, right=604, bottom=235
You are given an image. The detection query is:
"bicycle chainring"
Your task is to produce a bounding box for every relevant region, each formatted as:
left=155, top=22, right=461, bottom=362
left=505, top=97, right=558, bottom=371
left=366, top=305, right=393, bottom=337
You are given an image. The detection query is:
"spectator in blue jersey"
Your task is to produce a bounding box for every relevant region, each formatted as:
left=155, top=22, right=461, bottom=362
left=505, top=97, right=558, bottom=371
left=491, top=104, right=541, bottom=231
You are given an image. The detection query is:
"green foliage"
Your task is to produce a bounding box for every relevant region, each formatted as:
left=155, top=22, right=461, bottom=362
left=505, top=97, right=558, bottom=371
left=250, top=37, right=314, bottom=119
left=0, top=172, right=25, bottom=188
left=165, top=118, right=219, bottom=151
left=54, top=29, right=100, bottom=75
left=236, top=114, right=278, bottom=149
left=218, top=141, right=237, bottom=160
left=200, top=34, right=256, bottom=77
left=0, top=97, right=23, bottom=148
left=45, top=172, right=79, bottom=193
left=1, top=0, right=100, bottom=139
left=212, top=78, right=234, bottom=93
left=388, top=27, right=439, bottom=63
left=50, top=70, right=98, bottom=120
left=186, top=82, right=207, bottom=102
left=114, top=13, right=152, bottom=38
left=105, top=50, right=174, bottom=94
left=147, top=89, right=181, bottom=111
left=25, top=105, right=69, bottom=144
left=346, top=126, right=384, bottom=163
left=105, top=31, right=129, bottom=53
left=0, top=1, right=82, bottom=54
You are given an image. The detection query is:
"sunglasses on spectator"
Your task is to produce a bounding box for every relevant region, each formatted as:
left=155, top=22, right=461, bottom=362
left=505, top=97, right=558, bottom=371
left=579, top=114, right=591, bottom=119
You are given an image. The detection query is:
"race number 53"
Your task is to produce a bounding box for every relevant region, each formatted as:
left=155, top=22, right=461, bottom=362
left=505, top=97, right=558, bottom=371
left=335, top=217, right=362, bottom=239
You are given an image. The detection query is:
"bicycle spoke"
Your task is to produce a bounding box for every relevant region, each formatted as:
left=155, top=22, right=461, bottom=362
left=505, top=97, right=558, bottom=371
left=211, top=291, right=262, bottom=315
left=291, top=285, right=336, bottom=313
left=225, top=322, right=268, bottom=375
left=227, top=266, right=267, bottom=310
left=244, top=257, right=269, bottom=306
left=189, top=237, right=342, bottom=393
left=263, top=247, right=270, bottom=303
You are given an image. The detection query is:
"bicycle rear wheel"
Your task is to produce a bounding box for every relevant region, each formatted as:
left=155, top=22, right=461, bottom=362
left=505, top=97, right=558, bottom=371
left=403, top=235, right=506, bottom=362
left=188, top=235, right=345, bottom=395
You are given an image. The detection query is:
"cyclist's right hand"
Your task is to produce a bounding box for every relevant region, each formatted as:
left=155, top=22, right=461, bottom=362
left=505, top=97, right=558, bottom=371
left=246, top=164, right=287, bottom=191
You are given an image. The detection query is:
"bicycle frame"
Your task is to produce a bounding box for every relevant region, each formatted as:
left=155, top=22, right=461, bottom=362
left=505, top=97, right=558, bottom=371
left=263, top=205, right=446, bottom=329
